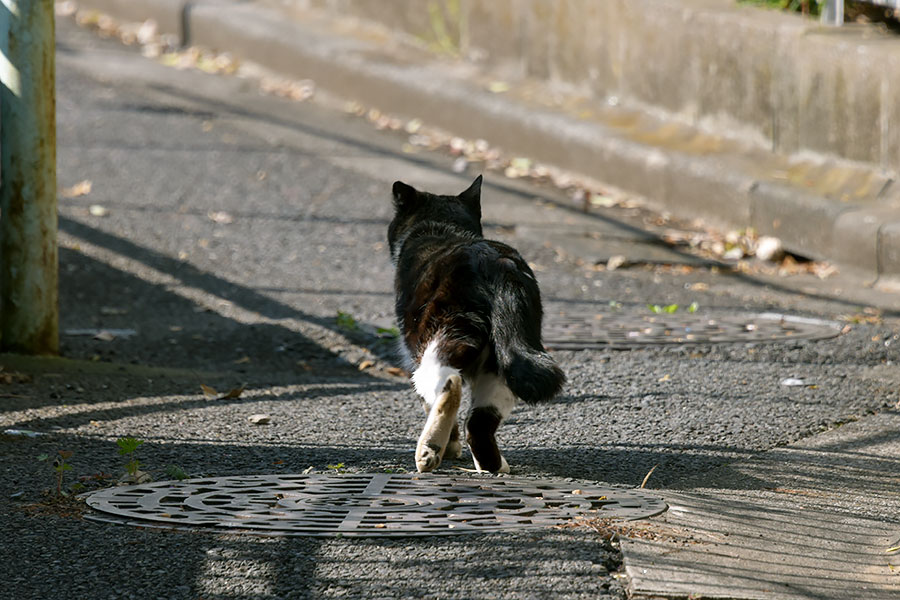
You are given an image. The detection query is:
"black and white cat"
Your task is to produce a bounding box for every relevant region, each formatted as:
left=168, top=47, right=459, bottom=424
left=388, top=175, right=565, bottom=473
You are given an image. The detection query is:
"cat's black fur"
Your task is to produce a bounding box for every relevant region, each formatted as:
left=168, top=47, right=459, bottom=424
left=388, top=175, right=564, bottom=471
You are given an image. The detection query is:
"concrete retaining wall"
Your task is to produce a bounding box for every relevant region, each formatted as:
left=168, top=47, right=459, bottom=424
left=290, top=0, right=900, bottom=173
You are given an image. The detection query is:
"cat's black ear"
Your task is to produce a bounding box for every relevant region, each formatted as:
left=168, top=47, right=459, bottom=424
left=458, top=175, right=482, bottom=215
left=392, top=180, right=418, bottom=210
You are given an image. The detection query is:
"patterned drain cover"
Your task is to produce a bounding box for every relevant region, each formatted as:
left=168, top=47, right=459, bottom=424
left=544, top=311, right=841, bottom=350
left=84, top=473, right=667, bottom=537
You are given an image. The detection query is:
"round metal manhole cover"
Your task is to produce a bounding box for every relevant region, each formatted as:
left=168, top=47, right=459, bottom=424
left=83, top=473, right=666, bottom=537
left=544, top=311, right=841, bottom=350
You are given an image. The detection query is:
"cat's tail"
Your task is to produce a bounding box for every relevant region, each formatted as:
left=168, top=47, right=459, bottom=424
left=490, top=273, right=565, bottom=404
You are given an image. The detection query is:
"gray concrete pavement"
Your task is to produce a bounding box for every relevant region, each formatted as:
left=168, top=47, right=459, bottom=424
left=624, top=408, right=900, bottom=599
left=0, top=13, right=898, bottom=600
left=74, top=0, right=900, bottom=285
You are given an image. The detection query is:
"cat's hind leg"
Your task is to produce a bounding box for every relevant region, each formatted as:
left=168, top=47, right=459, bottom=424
left=415, top=375, right=461, bottom=472
left=466, top=373, right=517, bottom=473
left=412, top=341, right=462, bottom=473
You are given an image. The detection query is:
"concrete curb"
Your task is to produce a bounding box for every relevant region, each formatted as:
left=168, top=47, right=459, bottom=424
left=72, top=0, right=900, bottom=285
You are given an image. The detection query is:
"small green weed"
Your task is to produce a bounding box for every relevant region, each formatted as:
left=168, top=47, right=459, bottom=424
left=336, top=311, right=359, bottom=331
left=647, top=302, right=699, bottom=314
left=116, top=437, right=144, bottom=477
left=166, top=465, right=188, bottom=480
left=648, top=303, right=679, bottom=314
left=382, top=466, right=408, bottom=474
left=38, top=450, right=73, bottom=496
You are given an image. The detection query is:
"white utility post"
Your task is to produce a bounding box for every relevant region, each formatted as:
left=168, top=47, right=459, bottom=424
left=821, top=0, right=845, bottom=25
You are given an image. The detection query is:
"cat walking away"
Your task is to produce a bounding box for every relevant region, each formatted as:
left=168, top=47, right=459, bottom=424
left=388, top=175, right=565, bottom=473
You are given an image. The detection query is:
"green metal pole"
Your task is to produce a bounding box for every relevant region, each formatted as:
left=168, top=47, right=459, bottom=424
left=0, top=0, right=58, bottom=354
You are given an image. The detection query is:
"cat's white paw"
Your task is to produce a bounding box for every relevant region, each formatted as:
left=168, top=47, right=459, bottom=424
left=497, top=455, right=510, bottom=474
left=471, top=454, right=510, bottom=474
left=415, top=442, right=442, bottom=473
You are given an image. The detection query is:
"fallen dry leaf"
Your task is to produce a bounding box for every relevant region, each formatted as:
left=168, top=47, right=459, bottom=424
left=201, top=384, right=245, bottom=401
left=838, top=312, right=882, bottom=325
left=385, top=367, right=408, bottom=377
left=487, top=81, right=510, bottom=93
left=358, top=360, right=374, bottom=371
left=811, top=262, right=838, bottom=280
left=504, top=157, right=532, bottom=179
left=405, top=118, right=423, bottom=134
left=247, top=414, right=271, bottom=425
left=93, top=330, right=116, bottom=342
left=590, top=194, right=618, bottom=208
left=260, top=77, right=314, bottom=101
left=233, top=356, right=252, bottom=364
left=207, top=210, right=234, bottom=224
left=606, top=255, right=627, bottom=271
left=0, top=369, right=32, bottom=385
left=220, top=385, right=245, bottom=400
left=61, top=180, right=92, bottom=198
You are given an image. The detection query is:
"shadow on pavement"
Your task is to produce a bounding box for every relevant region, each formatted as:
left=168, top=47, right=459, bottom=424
left=57, top=215, right=393, bottom=379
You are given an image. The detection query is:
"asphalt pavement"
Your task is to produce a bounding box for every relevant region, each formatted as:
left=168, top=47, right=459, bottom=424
left=0, top=15, right=898, bottom=600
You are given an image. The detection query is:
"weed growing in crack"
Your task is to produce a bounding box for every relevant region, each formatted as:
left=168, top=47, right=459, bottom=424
left=37, top=450, right=74, bottom=497
left=116, top=437, right=144, bottom=478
